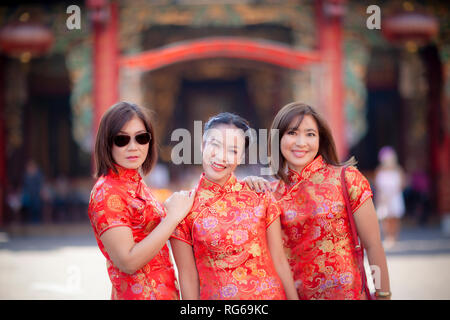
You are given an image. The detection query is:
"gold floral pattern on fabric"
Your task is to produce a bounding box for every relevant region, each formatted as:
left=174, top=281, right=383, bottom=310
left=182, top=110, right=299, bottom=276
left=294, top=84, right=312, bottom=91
left=273, top=156, right=373, bottom=300
left=106, top=194, right=126, bottom=212
left=88, top=166, right=179, bottom=300
left=172, top=173, right=286, bottom=300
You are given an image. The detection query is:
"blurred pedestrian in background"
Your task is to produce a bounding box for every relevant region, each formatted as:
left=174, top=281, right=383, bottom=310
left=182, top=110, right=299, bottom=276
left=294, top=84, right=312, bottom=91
left=144, top=163, right=172, bottom=203
left=374, top=146, right=406, bottom=248
left=407, top=169, right=431, bottom=226
left=21, top=160, right=43, bottom=224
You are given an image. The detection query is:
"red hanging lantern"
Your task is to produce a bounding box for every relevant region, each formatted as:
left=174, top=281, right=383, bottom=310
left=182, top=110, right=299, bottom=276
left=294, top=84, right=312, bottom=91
left=382, top=12, right=439, bottom=45
left=0, top=21, right=54, bottom=58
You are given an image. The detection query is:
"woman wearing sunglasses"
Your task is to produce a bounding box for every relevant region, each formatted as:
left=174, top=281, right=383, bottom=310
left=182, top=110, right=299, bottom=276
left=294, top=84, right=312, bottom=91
left=88, top=102, right=194, bottom=300
left=244, top=102, right=390, bottom=300
left=170, top=112, right=298, bottom=300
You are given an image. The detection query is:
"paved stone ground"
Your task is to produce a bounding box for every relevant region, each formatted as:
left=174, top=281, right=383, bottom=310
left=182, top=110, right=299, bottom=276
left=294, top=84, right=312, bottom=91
left=0, top=223, right=449, bottom=300
left=0, top=227, right=109, bottom=299
left=380, top=226, right=450, bottom=300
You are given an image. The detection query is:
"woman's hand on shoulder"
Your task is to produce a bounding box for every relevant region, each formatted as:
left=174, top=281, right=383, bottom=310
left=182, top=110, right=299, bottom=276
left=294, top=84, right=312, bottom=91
left=243, top=176, right=273, bottom=193
left=163, top=189, right=195, bottom=224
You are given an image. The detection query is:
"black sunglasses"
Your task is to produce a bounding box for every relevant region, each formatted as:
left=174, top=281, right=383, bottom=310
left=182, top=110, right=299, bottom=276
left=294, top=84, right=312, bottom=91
left=113, top=132, right=151, bottom=147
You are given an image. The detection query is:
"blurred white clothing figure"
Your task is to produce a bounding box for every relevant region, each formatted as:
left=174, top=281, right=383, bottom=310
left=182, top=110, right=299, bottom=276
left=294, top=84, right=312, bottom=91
left=143, top=163, right=173, bottom=203
left=375, top=146, right=405, bottom=249
left=144, top=163, right=170, bottom=189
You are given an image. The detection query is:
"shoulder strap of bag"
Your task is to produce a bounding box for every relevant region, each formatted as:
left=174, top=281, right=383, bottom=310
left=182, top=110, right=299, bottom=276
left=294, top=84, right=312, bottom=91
left=340, top=167, right=361, bottom=250
left=340, top=166, right=372, bottom=299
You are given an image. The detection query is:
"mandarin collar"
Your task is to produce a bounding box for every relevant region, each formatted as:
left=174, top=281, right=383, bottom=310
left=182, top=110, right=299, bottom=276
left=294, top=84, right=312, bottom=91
left=197, top=172, right=242, bottom=194
left=109, top=165, right=141, bottom=183
left=286, top=155, right=326, bottom=186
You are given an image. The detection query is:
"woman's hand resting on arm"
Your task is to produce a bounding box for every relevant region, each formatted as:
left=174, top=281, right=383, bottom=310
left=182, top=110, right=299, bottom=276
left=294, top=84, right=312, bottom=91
left=100, top=190, right=195, bottom=275
left=243, top=176, right=273, bottom=193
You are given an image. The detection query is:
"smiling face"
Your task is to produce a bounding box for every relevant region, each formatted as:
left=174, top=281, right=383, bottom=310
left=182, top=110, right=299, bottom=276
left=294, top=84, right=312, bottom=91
left=201, top=123, right=246, bottom=186
left=280, top=114, right=320, bottom=173
left=111, top=115, right=149, bottom=170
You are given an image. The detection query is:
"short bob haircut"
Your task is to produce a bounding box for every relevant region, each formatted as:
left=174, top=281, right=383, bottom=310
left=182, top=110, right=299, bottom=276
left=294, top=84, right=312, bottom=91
left=94, top=101, right=157, bottom=178
left=269, top=102, right=356, bottom=184
left=203, top=112, right=251, bottom=149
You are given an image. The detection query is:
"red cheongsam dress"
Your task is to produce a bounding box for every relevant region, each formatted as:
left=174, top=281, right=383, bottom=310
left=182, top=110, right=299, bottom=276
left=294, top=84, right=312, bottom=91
left=171, top=173, right=286, bottom=300
left=273, top=155, right=373, bottom=300
left=88, top=166, right=179, bottom=300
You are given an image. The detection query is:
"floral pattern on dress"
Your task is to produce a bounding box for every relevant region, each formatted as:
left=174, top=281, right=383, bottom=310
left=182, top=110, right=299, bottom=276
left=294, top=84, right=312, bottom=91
left=88, top=166, right=179, bottom=300
left=273, top=156, right=373, bottom=300
left=172, top=173, right=286, bottom=300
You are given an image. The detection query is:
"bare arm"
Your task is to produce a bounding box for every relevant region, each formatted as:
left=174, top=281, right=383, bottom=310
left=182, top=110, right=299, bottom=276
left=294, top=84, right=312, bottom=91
left=100, top=191, right=194, bottom=275
left=266, top=218, right=299, bottom=300
left=170, top=238, right=200, bottom=299
left=353, top=199, right=391, bottom=299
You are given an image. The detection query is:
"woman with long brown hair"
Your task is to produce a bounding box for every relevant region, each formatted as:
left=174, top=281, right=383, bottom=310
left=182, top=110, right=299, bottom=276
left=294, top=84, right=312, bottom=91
left=245, top=102, right=391, bottom=300
left=88, top=102, right=194, bottom=299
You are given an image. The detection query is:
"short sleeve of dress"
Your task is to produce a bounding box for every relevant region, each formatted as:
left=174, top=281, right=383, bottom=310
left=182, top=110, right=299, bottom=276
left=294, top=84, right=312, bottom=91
left=171, top=215, right=193, bottom=246
left=264, top=192, right=281, bottom=228
left=88, top=186, right=131, bottom=237
left=344, top=166, right=374, bottom=213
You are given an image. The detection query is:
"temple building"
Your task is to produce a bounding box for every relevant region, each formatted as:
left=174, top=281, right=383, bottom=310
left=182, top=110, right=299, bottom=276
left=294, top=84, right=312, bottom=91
left=0, top=0, right=449, bottom=230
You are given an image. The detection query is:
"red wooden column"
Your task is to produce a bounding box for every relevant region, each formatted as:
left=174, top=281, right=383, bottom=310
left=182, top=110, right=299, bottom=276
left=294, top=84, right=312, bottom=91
left=316, top=0, right=347, bottom=160
left=88, top=0, right=119, bottom=145
left=0, top=57, right=5, bottom=226
left=439, top=134, right=450, bottom=227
